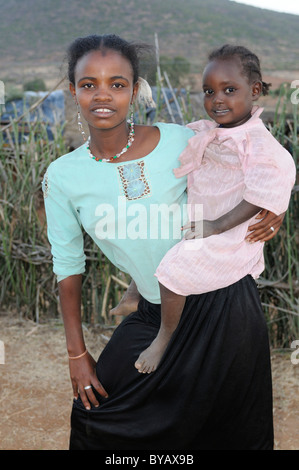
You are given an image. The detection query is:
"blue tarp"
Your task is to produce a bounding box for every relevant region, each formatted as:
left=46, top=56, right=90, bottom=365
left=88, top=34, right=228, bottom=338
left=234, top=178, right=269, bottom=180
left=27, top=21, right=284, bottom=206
left=1, top=90, right=65, bottom=140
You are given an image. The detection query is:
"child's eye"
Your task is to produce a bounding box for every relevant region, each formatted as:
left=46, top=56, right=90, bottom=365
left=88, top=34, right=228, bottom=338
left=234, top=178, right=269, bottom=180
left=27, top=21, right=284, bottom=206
left=225, top=87, right=236, bottom=94
left=204, top=89, right=214, bottom=96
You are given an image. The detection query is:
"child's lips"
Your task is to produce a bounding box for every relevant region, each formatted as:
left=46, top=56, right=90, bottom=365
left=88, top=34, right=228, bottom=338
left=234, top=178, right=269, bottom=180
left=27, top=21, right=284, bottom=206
left=213, top=109, right=230, bottom=115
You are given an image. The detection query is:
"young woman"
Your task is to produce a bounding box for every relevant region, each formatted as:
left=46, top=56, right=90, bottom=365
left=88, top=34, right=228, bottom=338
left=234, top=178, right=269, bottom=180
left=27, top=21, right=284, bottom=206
left=43, top=35, right=285, bottom=450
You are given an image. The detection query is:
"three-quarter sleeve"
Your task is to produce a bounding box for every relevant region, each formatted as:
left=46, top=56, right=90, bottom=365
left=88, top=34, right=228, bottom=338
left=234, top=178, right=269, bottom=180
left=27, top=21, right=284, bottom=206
left=42, top=163, right=86, bottom=282
left=242, top=130, right=296, bottom=215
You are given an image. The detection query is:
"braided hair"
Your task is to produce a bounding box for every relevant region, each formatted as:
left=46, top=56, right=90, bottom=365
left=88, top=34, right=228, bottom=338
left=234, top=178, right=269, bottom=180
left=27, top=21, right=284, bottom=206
left=208, top=44, right=271, bottom=95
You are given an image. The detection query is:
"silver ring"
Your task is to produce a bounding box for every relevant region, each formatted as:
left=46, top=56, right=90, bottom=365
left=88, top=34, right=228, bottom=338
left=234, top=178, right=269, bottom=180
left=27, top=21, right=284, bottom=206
left=84, top=385, right=92, bottom=390
left=270, top=226, right=275, bottom=232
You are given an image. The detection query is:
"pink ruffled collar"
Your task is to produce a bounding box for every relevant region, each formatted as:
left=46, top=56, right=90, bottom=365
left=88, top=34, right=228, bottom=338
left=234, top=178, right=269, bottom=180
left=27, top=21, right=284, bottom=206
left=174, top=107, right=264, bottom=177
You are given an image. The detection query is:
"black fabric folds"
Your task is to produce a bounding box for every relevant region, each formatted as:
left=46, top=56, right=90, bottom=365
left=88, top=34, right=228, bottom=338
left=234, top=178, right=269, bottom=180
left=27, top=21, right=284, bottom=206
left=69, top=275, right=273, bottom=450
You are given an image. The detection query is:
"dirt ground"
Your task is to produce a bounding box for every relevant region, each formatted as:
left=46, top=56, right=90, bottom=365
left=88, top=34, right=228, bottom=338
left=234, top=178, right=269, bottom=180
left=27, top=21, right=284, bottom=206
left=0, top=311, right=298, bottom=451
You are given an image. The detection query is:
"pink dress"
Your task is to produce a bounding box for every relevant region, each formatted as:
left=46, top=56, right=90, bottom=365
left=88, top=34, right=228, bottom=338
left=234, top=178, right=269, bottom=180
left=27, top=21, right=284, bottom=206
left=155, top=107, right=296, bottom=296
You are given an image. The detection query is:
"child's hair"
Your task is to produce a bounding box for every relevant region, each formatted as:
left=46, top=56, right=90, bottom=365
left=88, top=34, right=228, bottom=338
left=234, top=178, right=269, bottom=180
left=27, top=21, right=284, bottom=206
left=208, top=44, right=271, bottom=96
left=67, top=34, right=152, bottom=85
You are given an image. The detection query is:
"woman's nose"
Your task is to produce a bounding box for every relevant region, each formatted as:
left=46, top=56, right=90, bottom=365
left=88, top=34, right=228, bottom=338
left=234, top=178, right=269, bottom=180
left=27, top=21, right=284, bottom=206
left=94, top=87, right=112, bottom=101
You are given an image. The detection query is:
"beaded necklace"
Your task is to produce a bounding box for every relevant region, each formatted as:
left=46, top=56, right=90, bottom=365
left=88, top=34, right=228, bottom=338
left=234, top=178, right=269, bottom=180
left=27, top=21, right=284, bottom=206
left=86, top=121, right=135, bottom=163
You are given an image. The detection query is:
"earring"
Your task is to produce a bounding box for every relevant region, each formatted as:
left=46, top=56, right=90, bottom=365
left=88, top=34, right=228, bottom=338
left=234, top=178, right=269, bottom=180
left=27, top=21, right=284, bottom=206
left=127, top=105, right=134, bottom=127
left=76, top=104, right=86, bottom=142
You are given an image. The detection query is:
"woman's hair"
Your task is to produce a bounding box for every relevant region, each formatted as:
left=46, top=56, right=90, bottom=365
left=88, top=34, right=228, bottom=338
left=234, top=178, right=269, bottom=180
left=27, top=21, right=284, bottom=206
left=67, top=34, right=152, bottom=85
left=207, top=44, right=271, bottom=96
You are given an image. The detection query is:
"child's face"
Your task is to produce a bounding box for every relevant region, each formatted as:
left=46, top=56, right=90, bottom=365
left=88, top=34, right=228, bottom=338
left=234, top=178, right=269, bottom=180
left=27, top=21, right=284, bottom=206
left=202, top=58, right=261, bottom=128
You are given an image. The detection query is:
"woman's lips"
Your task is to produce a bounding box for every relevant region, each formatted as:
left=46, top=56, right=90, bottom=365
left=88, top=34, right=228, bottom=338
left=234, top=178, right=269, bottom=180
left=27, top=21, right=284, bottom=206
left=91, top=107, right=115, bottom=118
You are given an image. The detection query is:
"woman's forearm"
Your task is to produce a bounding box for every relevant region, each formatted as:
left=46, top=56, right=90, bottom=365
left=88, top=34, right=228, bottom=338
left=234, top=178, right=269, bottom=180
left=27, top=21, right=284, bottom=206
left=58, top=274, right=86, bottom=356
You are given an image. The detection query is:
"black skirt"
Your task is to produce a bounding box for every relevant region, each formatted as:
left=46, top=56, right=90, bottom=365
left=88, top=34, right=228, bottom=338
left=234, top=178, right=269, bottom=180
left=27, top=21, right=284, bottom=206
left=69, top=275, right=273, bottom=450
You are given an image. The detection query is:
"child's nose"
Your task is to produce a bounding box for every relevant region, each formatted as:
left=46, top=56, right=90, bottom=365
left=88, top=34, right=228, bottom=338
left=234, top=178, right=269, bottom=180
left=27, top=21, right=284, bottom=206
left=213, top=92, right=224, bottom=103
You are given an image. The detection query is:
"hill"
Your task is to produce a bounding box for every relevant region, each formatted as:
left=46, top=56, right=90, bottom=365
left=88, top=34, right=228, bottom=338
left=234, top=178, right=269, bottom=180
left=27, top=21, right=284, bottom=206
left=1, top=0, right=299, bottom=76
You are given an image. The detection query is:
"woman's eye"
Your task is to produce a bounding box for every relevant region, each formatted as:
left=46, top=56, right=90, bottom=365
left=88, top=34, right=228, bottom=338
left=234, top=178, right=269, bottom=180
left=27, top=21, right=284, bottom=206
left=112, top=83, right=124, bottom=89
left=82, top=83, right=94, bottom=89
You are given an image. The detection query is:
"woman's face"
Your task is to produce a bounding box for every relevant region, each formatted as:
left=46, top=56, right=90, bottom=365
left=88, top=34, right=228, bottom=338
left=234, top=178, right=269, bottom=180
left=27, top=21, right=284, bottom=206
left=70, top=49, right=138, bottom=132
left=202, top=58, right=261, bottom=128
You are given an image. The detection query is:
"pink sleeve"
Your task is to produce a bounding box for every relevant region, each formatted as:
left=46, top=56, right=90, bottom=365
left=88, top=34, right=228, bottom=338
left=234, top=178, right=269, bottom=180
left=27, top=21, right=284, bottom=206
left=243, top=131, right=296, bottom=215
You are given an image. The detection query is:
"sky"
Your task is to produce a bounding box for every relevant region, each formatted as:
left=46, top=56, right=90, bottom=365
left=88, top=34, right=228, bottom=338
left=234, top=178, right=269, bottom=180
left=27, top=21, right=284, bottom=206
left=231, top=0, right=299, bottom=16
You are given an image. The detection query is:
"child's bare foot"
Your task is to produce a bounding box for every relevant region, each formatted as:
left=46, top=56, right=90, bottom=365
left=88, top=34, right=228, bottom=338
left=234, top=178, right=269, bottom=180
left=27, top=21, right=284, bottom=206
left=109, top=282, right=140, bottom=317
left=135, top=336, right=170, bottom=374
left=109, top=296, right=139, bottom=317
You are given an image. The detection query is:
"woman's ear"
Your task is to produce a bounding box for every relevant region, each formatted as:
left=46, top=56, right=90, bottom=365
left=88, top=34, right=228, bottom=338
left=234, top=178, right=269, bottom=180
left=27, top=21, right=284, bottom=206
left=252, top=80, right=262, bottom=101
left=131, top=81, right=139, bottom=105
left=69, top=82, right=77, bottom=103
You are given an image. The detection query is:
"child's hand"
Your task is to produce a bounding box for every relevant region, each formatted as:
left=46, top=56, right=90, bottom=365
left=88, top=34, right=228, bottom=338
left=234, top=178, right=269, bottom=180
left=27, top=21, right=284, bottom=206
left=246, top=209, right=285, bottom=243
left=182, top=220, right=217, bottom=239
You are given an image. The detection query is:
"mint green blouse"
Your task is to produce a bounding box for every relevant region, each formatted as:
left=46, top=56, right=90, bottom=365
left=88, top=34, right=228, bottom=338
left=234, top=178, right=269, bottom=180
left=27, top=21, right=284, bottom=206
left=42, top=122, right=194, bottom=303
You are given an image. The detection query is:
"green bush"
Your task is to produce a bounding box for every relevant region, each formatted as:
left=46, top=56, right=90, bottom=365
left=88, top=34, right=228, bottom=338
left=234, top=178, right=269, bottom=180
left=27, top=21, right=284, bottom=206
left=23, top=78, right=47, bottom=92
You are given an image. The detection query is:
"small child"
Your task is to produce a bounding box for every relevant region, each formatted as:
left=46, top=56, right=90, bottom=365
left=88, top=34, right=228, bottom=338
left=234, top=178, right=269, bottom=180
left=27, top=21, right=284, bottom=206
left=134, top=44, right=296, bottom=373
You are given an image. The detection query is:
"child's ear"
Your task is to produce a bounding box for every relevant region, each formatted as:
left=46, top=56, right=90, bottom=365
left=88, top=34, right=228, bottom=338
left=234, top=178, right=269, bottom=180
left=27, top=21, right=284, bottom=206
left=252, top=80, right=262, bottom=101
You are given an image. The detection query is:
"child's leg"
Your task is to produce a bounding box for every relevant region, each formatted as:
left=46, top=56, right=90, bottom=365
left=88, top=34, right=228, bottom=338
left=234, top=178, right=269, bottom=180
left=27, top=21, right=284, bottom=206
left=134, top=283, right=186, bottom=374
left=109, top=279, right=141, bottom=317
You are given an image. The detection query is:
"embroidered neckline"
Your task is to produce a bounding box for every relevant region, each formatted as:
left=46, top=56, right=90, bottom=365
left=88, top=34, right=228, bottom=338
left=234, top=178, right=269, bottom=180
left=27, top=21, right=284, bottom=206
left=116, top=161, right=151, bottom=201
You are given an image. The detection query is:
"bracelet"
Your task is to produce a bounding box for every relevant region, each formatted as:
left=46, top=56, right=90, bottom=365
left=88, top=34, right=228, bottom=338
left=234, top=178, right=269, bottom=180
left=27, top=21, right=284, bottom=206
left=68, top=348, right=88, bottom=360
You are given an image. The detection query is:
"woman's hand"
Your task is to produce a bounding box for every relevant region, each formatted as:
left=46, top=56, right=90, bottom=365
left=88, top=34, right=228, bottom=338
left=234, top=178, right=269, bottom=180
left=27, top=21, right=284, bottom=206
left=246, top=209, right=285, bottom=243
left=69, top=351, right=108, bottom=410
